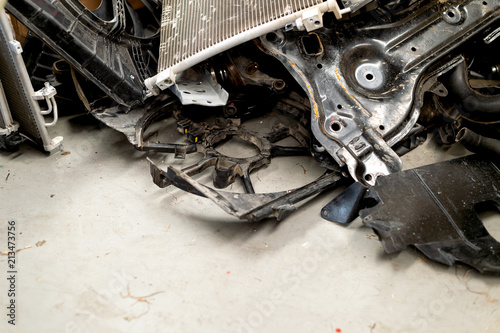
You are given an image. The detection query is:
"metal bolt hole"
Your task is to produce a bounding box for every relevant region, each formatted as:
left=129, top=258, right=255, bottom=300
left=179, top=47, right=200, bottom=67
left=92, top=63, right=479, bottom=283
left=330, top=122, right=342, bottom=132
left=266, top=32, right=278, bottom=43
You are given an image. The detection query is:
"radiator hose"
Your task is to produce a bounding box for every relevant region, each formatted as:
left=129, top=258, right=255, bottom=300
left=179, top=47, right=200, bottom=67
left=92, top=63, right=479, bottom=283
left=456, top=128, right=500, bottom=157
left=446, top=60, right=500, bottom=122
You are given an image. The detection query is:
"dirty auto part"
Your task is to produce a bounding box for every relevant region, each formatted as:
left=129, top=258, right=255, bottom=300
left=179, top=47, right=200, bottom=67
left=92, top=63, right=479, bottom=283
left=93, top=88, right=342, bottom=221
left=149, top=158, right=342, bottom=222
left=6, top=0, right=161, bottom=107
left=91, top=86, right=312, bottom=153
left=425, top=53, right=500, bottom=145
left=6, top=0, right=500, bottom=226
left=0, top=9, right=62, bottom=152
left=391, top=123, right=427, bottom=156
left=174, top=125, right=312, bottom=193
left=90, top=93, right=183, bottom=148
left=320, top=123, right=427, bottom=224
left=146, top=0, right=366, bottom=94
left=321, top=181, right=367, bottom=224
left=258, top=0, right=500, bottom=186
left=92, top=87, right=324, bottom=209
left=132, top=90, right=341, bottom=221
left=147, top=120, right=313, bottom=194
left=456, top=127, right=500, bottom=157
left=359, top=155, right=500, bottom=273
left=442, top=59, right=500, bottom=122
left=147, top=121, right=339, bottom=221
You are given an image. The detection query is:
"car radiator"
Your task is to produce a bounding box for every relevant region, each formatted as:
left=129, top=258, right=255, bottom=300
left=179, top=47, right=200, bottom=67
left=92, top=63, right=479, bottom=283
left=148, top=0, right=349, bottom=92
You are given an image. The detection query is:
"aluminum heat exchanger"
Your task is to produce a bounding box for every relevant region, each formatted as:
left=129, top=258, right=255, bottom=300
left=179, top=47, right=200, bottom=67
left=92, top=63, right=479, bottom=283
left=145, top=0, right=350, bottom=93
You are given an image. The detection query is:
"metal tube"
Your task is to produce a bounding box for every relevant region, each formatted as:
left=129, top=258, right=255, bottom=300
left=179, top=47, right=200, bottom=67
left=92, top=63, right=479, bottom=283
left=44, top=97, right=58, bottom=127
left=40, top=96, right=53, bottom=115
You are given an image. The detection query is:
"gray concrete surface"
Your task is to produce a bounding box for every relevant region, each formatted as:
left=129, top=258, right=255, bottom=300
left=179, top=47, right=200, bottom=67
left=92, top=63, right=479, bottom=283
left=1, top=113, right=499, bottom=333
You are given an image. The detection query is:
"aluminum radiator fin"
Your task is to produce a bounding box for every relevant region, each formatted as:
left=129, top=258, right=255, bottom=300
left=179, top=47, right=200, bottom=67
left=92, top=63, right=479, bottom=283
left=158, top=0, right=325, bottom=77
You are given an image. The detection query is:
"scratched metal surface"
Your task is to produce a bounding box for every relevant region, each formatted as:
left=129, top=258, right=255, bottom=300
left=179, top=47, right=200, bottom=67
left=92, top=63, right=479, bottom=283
left=158, top=0, right=324, bottom=73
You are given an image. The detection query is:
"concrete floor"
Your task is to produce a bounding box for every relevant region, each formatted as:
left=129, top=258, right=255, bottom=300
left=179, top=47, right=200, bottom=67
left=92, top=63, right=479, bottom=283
left=1, top=113, right=500, bottom=333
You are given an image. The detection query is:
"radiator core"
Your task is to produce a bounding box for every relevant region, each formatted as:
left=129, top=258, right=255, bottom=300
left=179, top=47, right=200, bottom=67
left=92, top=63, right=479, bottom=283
left=155, top=0, right=326, bottom=88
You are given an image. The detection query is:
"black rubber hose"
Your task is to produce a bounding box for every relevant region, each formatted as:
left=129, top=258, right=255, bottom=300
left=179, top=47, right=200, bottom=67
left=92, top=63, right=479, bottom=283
left=456, top=128, right=500, bottom=157
left=446, top=60, right=500, bottom=122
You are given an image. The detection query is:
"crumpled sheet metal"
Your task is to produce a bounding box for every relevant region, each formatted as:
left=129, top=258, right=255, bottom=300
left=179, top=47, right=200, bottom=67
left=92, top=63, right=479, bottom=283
left=360, top=155, right=500, bottom=273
